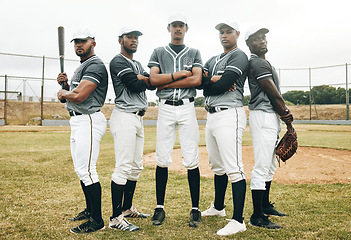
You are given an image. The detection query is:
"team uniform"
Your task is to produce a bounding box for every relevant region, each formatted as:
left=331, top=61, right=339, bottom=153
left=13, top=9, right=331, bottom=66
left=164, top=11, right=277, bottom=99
left=110, top=53, right=151, bottom=186
left=203, top=48, right=248, bottom=183
left=148, top=44, right=202, bottom=169
left=148, top=42, right=203, bottom=227
left=248, top=54, right=282, bottom=190
left=66, top=54, right=108, bottom=233
left=67, top=55, right=108, bottom=186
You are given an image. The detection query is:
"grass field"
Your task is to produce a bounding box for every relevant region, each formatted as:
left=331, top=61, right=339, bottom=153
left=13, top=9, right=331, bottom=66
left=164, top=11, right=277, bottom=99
left=0, top=125, right=350, bottom=239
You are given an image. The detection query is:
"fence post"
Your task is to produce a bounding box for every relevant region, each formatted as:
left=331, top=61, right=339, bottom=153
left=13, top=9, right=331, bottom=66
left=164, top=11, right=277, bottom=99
left=309, top=67, right=312, bottom=120
left=346, top=63, right=349, bottom=120
left=4, top=75, right=7, bottom=125
left=41, top=56, right=45, bottom=125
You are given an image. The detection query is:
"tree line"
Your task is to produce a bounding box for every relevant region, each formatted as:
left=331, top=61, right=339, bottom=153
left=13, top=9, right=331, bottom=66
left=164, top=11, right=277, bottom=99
left=194, top=85, right=350, bottom=107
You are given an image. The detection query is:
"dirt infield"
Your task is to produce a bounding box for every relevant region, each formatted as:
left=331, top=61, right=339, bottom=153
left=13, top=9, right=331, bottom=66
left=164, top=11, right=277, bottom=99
left=143, top=146, right=351, bottom=184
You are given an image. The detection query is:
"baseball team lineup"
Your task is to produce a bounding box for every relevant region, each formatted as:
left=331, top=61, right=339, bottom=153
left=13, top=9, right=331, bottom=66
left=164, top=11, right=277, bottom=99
left=56, top=12, right=296, bottom=236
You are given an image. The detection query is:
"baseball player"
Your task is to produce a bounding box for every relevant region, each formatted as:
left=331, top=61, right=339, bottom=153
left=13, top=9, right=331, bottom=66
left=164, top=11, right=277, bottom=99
left=147, top=13, right=203, bottom=227
left=56, top=29, right=108, bottom=234
left=108, top=26, right=155, bottom=232
left=199, top=21, right=249, bottom=236
left=245, top=26, right=294, bottom=229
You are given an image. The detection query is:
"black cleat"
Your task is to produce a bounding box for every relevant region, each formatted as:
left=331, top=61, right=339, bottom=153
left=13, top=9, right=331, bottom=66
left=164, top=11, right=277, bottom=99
left=70, top=217, right=105, bottom=234
left=263, top=202, right=286, bottom=216
left=68, top=209, right=91, bottom=221
left=151, top=208, right=165, bottom=225
left=249, top=214, right=282, bottom=229
left=189, top=209, right=202, bottom=228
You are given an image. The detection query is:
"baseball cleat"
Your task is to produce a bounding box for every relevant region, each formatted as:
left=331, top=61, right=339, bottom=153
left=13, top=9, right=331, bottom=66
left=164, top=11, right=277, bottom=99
left=122, top=206, right=150, bottom=218
left=201, top=202, right=226, bottom=217
left=70, top=217, right=105, bottom=234
left=263, top=202, right=286, bottom=216
left=249, top=214, right=282, bottom=229
left=151, top=208, right=165, bottom=225
left=109, top=214, right=140, bottom=232
left=189, top=209, right=202, bottom=228
left=68, top=209, right=91, bottom=221
left=216, top=219, right=246, bottom=236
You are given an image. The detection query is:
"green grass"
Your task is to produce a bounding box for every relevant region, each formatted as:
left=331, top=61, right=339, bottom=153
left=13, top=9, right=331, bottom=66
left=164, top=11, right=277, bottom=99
left=0, top=125, right=350, bottom=239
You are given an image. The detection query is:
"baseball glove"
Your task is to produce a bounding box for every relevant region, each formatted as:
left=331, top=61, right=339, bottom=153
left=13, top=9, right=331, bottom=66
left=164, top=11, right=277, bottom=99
left=276, top=127, right=298, bottom=165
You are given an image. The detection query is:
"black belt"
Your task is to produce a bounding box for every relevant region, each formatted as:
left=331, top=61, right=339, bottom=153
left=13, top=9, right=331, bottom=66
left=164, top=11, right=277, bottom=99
left=69, top=110, right=100, bottom=116
left=205, top=106, right=229, bottom=114
left=164, top=97, right=194, bottom=106
left=133, top=110, right=146, bottom=117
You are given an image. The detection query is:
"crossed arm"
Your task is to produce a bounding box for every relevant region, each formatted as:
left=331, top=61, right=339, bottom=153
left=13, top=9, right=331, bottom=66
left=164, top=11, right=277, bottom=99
left=149, top=67, right=203, bottom=89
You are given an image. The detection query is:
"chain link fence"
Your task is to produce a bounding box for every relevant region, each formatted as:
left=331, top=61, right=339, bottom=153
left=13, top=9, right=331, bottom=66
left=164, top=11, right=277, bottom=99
left=0, top=52, right=350, bottom=125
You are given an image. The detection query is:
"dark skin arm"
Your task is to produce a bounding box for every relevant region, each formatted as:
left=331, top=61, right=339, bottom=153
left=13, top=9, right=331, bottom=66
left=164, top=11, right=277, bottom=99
left=57, top=72, right=97, bottom=104
left=149, top=67, right=192, bottom=86
left=157, top=67, right=202, bottom=90
left=259, top=78, right=294, bottom=132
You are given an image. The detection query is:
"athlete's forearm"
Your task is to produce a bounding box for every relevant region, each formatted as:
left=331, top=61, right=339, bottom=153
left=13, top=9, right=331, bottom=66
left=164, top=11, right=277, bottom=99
left=159, top=76, right=198, bottom=89
left=150, top=70, right=192, bottom=86
left=203, top=71, right=239, bottom=96
left=259, top=79, right=287, bottom=116
left=120, top=72, right=147, bottom=93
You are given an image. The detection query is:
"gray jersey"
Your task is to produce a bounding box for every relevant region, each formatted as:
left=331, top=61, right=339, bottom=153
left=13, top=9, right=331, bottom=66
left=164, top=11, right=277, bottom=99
left=204, top=48, right=248, bottom=108
left=148, top=45, right=203, bottom=100
left=110, top=53, right=149, bottom=112
left=248, top=54, right=281, bottom=112
left=66, top=55, right=108, bottom=114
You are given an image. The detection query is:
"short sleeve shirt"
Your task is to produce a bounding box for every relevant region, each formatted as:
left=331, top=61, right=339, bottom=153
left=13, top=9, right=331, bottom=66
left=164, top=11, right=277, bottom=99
left=148, top=45, right=203, bottom=100
left=204, top=48, right=248, bottom=108
left=66, top=55, right=108, bottom=114
left=110, top=53, right=148, bottom=112
left=248, top=54, right=281, bottom=112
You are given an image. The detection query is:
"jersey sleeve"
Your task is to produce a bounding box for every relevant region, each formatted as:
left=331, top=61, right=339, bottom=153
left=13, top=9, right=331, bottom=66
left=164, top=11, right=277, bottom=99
left=110, top=57, right=148, bottom=93
left=82, top=63, right=106, bottom=85
left=251, top=58, right=273, bottom=83
left=147, top=48, right=160, bottom=69
left=225, top=51, right=249, bottom=77
left=193, top=49, right=203, bottom=69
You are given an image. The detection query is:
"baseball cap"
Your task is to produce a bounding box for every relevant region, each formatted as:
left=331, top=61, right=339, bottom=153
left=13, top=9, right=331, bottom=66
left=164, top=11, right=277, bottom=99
left=118, top=26, right=143, bottom=37
left=215, top=21, right=239, bottom=32
left=71, top=29, right=95, bottom=42
left=168, top=13, right=188, bottom=25
left=245, top=26, right=269, bottom=41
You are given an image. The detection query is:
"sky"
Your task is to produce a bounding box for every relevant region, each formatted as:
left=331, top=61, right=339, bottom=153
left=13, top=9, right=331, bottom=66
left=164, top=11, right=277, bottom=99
left=1, top=0, right=350, bottom=102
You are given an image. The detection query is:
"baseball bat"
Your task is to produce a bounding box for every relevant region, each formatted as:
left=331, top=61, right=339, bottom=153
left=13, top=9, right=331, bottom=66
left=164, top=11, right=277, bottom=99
left=58, top=26, right=66, bottom=103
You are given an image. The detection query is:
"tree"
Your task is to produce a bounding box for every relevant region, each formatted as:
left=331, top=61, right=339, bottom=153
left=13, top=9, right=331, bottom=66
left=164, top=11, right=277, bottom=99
left=194, top=97, right=204, bottom=107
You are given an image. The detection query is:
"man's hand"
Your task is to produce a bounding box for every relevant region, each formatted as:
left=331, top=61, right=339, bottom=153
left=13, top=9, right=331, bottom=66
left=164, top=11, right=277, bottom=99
left=57, top=73, right=69, bottom=90
left=228, top=83, right=236, bottom=92
left=137, top=74, right=150, bottom=86
left=210, top=75, right=221, bottom=83
left=176, top=70, right=192, bottom=80
left=57, top=89, right=67, bottom=101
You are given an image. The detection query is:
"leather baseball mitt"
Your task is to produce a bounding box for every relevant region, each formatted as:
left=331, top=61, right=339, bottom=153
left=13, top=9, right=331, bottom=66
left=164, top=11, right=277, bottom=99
left=276, top=126, right=298, bottom=164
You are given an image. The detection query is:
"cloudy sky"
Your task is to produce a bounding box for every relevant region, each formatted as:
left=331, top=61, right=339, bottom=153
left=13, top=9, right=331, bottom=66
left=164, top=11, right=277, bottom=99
left=1, top=0, right=350, bottom=101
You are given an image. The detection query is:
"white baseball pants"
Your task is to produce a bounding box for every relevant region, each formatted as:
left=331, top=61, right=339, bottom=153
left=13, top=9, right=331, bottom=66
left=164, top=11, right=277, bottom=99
left=206, top=107, right=247, bottom=183
left=155, top=101, right=199, bottom=169
left=69, top=111, right=107, bottom=186
left=109, top=109, right=144, bottom=185
left=249, top=110, right=281, bottom=190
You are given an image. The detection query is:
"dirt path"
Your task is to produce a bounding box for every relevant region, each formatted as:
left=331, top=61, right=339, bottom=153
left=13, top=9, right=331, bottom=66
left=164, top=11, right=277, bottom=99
left=143, top=146, right=351, bottom=184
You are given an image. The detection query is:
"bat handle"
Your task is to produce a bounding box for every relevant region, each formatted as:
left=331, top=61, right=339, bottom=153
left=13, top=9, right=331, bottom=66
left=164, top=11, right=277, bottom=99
left=60, top=81, right=67, bottom=103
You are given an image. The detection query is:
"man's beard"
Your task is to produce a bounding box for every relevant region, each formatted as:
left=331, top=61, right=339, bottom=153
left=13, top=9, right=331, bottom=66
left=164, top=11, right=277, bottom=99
left=76, top=45, right=93, bottom=58
left=123, top=44, right=137, bottom=54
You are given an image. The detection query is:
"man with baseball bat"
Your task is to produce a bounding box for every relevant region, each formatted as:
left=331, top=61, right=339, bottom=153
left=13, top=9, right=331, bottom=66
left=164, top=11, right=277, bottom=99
left=57, top=28, right=108, bottom=234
